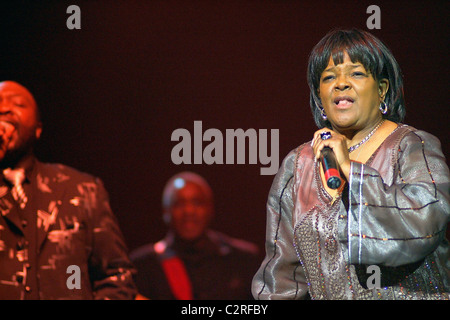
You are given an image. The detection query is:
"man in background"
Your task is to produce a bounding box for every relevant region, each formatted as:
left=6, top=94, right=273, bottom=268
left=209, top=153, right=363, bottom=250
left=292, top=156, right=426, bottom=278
left=0, top=81, right=137, bottom=299
left=131, top=171, right=260, bottom=300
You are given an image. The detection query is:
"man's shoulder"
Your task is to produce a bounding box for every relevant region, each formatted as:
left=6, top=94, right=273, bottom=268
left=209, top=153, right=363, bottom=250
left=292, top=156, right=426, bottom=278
left=36, top=160, right=99, bottom=184
left=208, top=230, right=259, bottom=257
left=129, top=243, right=158, bottom=262
left=128, top=243, right=164, bottom=272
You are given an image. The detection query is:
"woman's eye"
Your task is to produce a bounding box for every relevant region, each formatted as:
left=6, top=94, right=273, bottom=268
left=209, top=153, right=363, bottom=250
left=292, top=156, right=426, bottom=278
left=351, top=72, right=366, bottom=77
left=322, top=75, right=334, bottom=81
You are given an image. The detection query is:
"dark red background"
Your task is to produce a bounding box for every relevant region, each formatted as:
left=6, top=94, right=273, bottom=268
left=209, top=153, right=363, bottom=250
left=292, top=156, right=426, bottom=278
left=1, top=0, right=448, bottom=252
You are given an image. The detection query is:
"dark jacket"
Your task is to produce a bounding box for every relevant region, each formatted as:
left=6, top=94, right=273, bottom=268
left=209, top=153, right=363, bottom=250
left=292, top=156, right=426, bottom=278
left=131, top=230, right=260, bottom=300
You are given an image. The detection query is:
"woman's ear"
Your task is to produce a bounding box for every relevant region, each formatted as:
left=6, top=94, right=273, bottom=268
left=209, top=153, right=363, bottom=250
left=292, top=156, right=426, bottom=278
left=378, top=78, right=389, bottom=100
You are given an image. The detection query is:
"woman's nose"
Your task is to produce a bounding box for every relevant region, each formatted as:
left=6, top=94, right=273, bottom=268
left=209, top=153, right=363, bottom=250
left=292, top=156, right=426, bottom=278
left=334, top=75, right=351, bottom=91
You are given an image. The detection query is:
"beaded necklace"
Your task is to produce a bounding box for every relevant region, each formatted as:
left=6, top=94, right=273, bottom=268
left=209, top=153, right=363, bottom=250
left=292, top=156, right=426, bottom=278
left=348, top=119, right=385, bottom=153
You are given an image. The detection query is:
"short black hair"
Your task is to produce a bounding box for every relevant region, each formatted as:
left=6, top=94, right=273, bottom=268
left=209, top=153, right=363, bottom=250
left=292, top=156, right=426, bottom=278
left=307, top=29, right=405, bottom=129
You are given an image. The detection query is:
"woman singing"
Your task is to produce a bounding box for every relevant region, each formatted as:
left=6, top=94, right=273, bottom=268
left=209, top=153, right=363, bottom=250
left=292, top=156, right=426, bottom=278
left=252, top=29, right=449, bottom=300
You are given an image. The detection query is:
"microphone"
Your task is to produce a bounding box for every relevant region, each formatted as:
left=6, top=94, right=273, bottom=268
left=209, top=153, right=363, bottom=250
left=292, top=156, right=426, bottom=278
left=320, top=146, right=342, bottom=190
left=0, top=121, right=15, bottom=158
left=0, top=121, right=15, bottom=134
left=319, top=131, right=343, bottom=190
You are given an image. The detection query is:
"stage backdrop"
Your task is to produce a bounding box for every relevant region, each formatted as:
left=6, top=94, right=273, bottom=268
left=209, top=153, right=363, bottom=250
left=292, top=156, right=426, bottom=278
left=1, top=0, right=448, bottom=252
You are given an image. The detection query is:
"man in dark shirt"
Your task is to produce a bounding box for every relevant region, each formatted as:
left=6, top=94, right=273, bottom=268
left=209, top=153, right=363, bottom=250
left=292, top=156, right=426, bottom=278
left=130, top=171, right=260, bottom=300
left=0, top=81, right=137, bottom=299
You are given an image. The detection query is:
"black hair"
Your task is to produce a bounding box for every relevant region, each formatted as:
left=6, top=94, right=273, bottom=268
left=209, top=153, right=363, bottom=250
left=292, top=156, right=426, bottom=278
left=307, top=29, right=405, bottom=129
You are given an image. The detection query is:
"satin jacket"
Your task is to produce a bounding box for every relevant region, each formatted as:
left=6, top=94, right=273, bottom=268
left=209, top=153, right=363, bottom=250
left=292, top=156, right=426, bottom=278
left=0, top=155, right=137, bottom=299
left=252, top=125, right=450, bottom=300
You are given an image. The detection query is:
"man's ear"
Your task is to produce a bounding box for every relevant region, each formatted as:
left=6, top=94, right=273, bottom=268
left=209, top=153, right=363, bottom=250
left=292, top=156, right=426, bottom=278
left=162, top=210, right=171, bottom=225
left=35, top=122, right=43, bottom=140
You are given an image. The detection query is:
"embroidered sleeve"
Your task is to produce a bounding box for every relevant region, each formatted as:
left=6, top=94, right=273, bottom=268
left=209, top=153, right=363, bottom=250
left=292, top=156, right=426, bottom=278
left=342, top=130, right=450, bottom=267
left=252, top=147, right=309, bottom=300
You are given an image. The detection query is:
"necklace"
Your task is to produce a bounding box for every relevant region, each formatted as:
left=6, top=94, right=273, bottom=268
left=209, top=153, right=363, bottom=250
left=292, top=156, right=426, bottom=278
left=348, top=119, right=385, bottom=153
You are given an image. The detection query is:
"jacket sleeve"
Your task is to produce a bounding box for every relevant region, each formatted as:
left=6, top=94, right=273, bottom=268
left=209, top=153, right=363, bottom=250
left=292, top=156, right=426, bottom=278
left=252, top=148, right=309, bottom=300
left=87, top=178, right=138, bottom=299
left=341, top=130, right=450, bottom=267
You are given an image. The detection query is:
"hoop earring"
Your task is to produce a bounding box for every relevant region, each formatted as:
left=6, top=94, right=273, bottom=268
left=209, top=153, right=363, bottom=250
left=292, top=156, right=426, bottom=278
left=314, top=100, right=327, bottom=120
left=379, top=100, right=388, bottom=115
left=320, top=108, right=327, bottom=120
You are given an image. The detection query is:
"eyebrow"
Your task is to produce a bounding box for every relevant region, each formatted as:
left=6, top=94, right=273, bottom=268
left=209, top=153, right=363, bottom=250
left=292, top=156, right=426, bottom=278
left=7, top=93, right=26, bottom=99
left=2, top=92, right=27, bottom=99
left=1, top=92, right=34, bottom=105
left=324, top=64, right=363, bottom=73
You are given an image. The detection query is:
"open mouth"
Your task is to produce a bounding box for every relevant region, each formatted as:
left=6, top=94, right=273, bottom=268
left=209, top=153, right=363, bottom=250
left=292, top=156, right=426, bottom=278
left=0, top=120, right=16, bottom=135
left=334, top=96, right=354, bottom=107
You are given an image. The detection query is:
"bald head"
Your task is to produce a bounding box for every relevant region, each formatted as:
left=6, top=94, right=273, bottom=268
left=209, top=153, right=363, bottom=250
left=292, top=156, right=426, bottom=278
left=0, top=81, right=38, bottom=110
left=162, top=172, right=214, bottom=241
left=162, top=171, right=213, bottom=209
